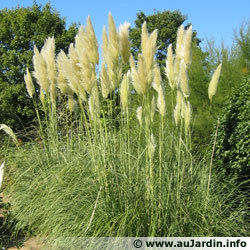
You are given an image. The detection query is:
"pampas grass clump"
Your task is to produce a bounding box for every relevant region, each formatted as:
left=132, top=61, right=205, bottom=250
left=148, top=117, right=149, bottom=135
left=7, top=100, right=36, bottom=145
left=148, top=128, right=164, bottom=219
left=5, top=13, right=248, bottom=247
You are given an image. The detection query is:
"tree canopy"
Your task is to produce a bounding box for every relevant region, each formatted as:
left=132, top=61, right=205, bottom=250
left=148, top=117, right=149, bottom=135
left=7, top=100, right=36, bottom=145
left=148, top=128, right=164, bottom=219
left=0, top=3, right=77, bottom=130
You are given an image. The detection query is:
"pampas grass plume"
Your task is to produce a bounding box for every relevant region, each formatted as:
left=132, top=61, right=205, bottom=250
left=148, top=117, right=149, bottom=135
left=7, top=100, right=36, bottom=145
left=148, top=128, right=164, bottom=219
left=86, top=16, right=99, bottom=65
left=140, top=21, right=158, bottom=83
left=184, top=25, right=192, bottom=65
left=153, top=63, right=161, bottom=93
left=120, top=71, right=130, bottom=110
left=176, top=25, right=185, bottom=59
left=174, top=90, right=184, bottom=125
left=0, top=124, right=18, bottom=145
left=56, top=52, right=69, bottom=95
left=42, top=37, right=57, bottom=104
left=165, top=44, right=175, bottom=89
left=100, top=63, right=110, bottom=98
left=119, top=22, right=131, bottom=63
left=137, top=54, right=148, bottom=95
left=57, top=50, right=79, bottom=95
left=208, top=63, right=222, bottom=103
left=141, top=22, right=148, bottom=57
left=102, top=26, right=109, bottom=63
left=108, top=13, right=119, bottom=58
left=33, top=46, right=49, bottom=92
left=180, top=60, right=190, bottom=98
left=136, top=106, right=143, bottom=126
left=88, top=85, right=100, bottom=120
left=157, top=86, right=166, bottom=116
left=42, top=37, right=56, bottom=86
left=146, top=29, right=158, bottom=73
left=24, top=68, right=35, bottom=98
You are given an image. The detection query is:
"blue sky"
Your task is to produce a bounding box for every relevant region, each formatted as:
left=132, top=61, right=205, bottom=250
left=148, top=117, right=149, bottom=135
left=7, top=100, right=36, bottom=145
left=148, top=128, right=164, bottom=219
left=0, top=0, right=249, bottom=49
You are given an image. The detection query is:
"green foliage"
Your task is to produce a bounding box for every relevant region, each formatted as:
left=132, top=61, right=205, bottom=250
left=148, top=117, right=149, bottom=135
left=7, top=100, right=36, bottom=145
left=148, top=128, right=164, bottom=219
left=129, top=10, right=200, bottom=68
left=188, top=39, right=249, bottom=150
left=214, top=76, right=250, bottom=186
left=0, top=3, right=77, bottom=130
left=6, top=134, right=249, bottom=245
left=234, top=20, right=250, bottom=71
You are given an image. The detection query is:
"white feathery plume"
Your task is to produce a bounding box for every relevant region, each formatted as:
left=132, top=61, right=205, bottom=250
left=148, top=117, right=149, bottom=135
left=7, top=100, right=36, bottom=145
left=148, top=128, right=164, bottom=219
left=208, top=64, right=222, bottom=103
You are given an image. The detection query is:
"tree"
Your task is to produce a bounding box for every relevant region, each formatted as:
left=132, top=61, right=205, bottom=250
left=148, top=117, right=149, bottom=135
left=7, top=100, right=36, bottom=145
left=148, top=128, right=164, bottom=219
left=234, top=20, right=250, bottom=73
left=0, top=2, right=78, bottom=130
left=129, top=10, right=200, bottom=68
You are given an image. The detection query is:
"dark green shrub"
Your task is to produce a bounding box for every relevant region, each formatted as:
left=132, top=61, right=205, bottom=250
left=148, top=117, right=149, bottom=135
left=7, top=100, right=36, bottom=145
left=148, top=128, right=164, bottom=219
left=214, top=76, right=250, bottom=187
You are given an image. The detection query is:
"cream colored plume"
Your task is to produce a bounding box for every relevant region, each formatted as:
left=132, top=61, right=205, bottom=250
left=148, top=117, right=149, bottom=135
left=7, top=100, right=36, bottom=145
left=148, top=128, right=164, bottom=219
left=33, top=46, right=49, bottom=92
left=174, top=90, right=184, bottom=125
left=75, top=16, right=99, bottom=66
left=208, top=63, right=222, bottom=103
left=41, top=37, right=57, bottom=104
left=173, top=25, right=185, bottom=84
left=100, top=63, right=110, bottom=98
left=68, top=43, right=79, bottom=65
left=56, top=51, right=69, bottom=95
left=153, top=63, right=161, bottom=93
left=41, top=37, right=56, bottom=86
left=101, top=14, right=122, bottom=92
left=24, top=68, right=35, bottom=98
left=183, top=25, right=192, bottom=65
left=68, top=44, right=87, bottom=100
left=141, top=22, right=148, bottom=56
left=130, top=55, right=148, bottom=95
left=0, top=124, right=18, bottom=145
left=78, top=50, right=97, bottom=94
left=74, top=17, right=99, bottom=94
left=179, top=60, right=190, bottom=98
left=136, top=106, right=143, bottom=126
left=88, top=84, right=100, bottom=120
left=119, top=22, right=131, bottom=63
left=141, top=22, right=158, bottom=82
left=108, top=13, right=119, bottom=59
left=173, top=56, right=181, bottom=85
left=176, top=25, right=185, bottom=59
left=157, top=86, right=166, bottom=116
left=56, top=50, right=79, bottom=96
left=120, top=71, right=130, bottom=110
left=85, top=16, right=99, bottom=65
left=136, top=54, right=148, bottom=95
left=165, top=44, right=175, bottom=89
left=101, top=26, right=109, bottom=64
